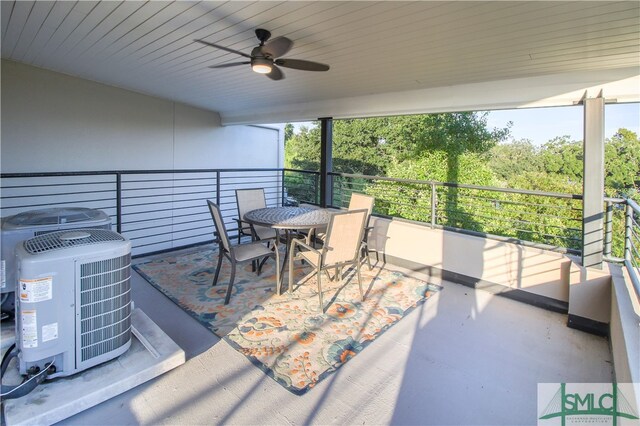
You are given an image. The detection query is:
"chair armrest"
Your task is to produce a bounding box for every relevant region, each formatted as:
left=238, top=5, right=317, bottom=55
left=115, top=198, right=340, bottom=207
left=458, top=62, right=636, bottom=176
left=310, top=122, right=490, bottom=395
left=233, top=218, right=251, bottom=227
left=233, top=218, right=259, bottom=239
left=291, top=238, right=320, bottom=255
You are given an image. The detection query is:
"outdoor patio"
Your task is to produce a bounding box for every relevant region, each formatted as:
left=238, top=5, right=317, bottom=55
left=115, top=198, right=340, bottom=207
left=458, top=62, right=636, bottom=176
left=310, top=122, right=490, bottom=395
left=60, top=244, right=612, bottom=425
left=1, top=1, right=639, bottom=424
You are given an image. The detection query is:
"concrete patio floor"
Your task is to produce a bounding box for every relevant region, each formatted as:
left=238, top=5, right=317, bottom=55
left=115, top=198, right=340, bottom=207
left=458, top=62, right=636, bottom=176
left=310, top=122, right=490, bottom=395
left=60, top=246, right=612, bottom=425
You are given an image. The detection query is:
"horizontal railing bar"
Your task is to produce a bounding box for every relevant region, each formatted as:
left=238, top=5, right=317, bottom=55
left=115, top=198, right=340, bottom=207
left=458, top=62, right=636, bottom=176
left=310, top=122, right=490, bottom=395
left=3, top=199, right=116, bottom=209
left=219, top=183, right=279, bottom=189
left=437, top=202, right=582, bottom=224
left=121, top=191, right=215, bottom=200
left=1, top=168, right=285, bottom=179
left=381, top=214, right=580, bottom=255
left=219, top=175, right=280, bottom=180
left=1, top=189, right=116, bottom=199
left=0, top=181, right=116, bottom=189
left=437, top=211, right=582, bottom=239
left=122, top=184, right=217, bottom=192
left=283, top=168, right=320, bottom=175
left=626, top=198, right=640, bottom=214
left=1, top=171, right=119, bottom=178
left=624, top=259, right=640, bottom=298
left=451, top=193, right=582, bottom=211
left=331, top=172, right=583, bottom=199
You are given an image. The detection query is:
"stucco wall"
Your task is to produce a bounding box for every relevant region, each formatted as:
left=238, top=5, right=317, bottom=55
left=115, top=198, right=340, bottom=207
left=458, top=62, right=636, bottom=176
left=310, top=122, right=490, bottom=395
left=369, top=216, right=572, bottom=303
left=0, top=59, right=281, bottom=172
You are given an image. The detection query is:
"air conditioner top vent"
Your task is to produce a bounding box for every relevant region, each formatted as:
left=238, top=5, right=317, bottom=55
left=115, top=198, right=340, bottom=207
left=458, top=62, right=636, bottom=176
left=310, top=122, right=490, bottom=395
left=3, top=208, right=109, bottom=228
left=24, top=229, right=126, bottom=254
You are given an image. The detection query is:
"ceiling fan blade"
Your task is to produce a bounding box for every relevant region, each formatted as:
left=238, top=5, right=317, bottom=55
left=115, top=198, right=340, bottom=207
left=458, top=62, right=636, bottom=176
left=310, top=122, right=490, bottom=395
left=194, top=39, right=252, bottom=59
left=261, top=36, right=293, bottom=58
left=275, top=58, right=329, bottom=72
left=208, top=61, right=250, bottom=69
left=265, top=65, right=284, bottom=81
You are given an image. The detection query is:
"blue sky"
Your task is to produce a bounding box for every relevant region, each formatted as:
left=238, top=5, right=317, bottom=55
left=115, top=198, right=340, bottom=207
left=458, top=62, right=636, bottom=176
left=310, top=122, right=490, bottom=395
left=484, top=103, right=640, bottom=146
left=290, top=102, right=639, bottom=146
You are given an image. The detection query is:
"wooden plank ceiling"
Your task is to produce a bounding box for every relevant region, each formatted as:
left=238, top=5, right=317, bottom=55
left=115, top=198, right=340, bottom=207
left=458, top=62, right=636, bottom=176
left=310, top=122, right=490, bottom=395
left=2, top=1, right=639, bottom=123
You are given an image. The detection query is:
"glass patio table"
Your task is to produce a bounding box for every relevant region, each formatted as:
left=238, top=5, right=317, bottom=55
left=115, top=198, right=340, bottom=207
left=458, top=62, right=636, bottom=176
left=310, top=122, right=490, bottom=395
left=243, top=206, right=331, bottom=292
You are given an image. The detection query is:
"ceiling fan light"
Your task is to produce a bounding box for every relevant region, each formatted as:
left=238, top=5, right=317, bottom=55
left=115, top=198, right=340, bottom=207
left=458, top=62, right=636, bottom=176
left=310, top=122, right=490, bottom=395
left=251, top=58, right=272, bottom=74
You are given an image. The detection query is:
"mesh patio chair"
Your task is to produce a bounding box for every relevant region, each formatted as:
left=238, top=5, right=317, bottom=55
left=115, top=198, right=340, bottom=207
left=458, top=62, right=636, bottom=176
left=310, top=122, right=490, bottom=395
left=309, top=192, right=375, bottom=269
left=234, top=188, right=277, bottom=244
left=208, top=200, right=280, bottom=305
left=289, top=209, right=368, bottom=312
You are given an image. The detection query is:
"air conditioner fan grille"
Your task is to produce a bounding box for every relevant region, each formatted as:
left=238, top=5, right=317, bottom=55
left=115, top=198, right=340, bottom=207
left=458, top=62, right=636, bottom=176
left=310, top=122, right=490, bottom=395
left=24, top=229, right=125, bottom=254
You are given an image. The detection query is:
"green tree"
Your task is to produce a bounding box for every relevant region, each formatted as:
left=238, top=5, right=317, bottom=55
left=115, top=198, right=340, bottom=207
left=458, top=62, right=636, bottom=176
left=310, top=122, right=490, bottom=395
left=382, top=112, right=509, bottom=227
left=488, top=139, right=542, bottom=184
left=284, top=123, right=320, bottom=171
left=333, top=118, right=389, bottom=176
left=605, top=128, right=640, bottom=197
left=365, top=151, right=499, bottom=230
left=539, top=136, right=583, bottom=182
left=284, top=123, right=294, bottom=145
left=284, top=123, right=321, bottom=203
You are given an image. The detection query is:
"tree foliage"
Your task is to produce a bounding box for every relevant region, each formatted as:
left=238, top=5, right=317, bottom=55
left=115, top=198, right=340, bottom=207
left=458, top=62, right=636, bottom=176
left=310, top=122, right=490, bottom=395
left=284, top=114, right=639, bottom=257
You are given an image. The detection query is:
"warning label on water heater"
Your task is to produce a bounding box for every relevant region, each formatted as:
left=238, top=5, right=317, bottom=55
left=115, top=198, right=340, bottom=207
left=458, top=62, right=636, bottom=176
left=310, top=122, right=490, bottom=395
left=19, top=277, right=53, bottom=303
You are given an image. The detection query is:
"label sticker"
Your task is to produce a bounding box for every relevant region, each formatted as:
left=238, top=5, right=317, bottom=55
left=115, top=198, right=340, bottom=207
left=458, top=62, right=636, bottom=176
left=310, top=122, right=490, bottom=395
left=21, top=310, right=38, bottom=348
left=42, top=322, right=58, bottom=342
left=19, top=277, right=53, bottom=303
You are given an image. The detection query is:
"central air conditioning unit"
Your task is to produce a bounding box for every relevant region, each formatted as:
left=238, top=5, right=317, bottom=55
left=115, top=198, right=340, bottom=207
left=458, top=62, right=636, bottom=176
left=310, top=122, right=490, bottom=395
left=1, top=208, right=111, bottom=312
left=15, top=229, right=132, bottom=378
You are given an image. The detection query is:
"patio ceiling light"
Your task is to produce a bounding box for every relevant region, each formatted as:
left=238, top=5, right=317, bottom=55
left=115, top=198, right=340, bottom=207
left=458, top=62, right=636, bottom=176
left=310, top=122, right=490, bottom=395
left=252, top=58, right=272, bottom=74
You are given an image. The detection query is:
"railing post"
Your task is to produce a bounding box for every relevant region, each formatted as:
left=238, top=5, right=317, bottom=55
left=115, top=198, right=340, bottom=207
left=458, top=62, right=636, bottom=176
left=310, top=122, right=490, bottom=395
left=625, top=202, right=633, bottom=262
left=281, top=169, right=286, bottom=207
left=116, top=173, right=122, bottom=233
left=216, top=171, right=221, bottom=205
left=430, top=183, right=437, bottom=227
left=319, top=117, right=333, bottom=208
left=314, top=173, right=319, bottom=205
left=603, top=200, right=613, bottom=257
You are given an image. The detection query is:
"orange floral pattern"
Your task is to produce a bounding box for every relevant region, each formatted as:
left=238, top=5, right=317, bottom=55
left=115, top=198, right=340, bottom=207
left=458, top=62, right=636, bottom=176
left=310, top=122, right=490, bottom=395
left=134, top=246, right=441, bottom=395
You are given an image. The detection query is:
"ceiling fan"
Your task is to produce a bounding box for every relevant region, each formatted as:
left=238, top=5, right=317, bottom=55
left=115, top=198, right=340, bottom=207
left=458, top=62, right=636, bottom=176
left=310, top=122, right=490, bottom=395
left=194, top=29, right=330, bottom=81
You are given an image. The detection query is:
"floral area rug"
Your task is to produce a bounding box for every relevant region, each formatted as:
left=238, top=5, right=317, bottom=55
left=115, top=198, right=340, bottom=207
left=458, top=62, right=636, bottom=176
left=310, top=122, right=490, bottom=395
left=133, top=247, right=441, bottom=394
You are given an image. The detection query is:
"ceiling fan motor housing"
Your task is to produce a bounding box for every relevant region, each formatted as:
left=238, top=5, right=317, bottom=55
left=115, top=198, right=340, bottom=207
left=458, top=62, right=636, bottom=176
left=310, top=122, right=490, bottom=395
left=255, top=28, right=271, bottom=44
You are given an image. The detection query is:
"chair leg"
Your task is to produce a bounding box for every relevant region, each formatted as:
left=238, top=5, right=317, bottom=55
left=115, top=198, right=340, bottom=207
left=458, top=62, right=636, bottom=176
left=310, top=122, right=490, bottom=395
left=356, top=260, right=364, bottom=301
left=362, top=242, right=372, bottom=270
left=274, top=237, right=282, bottom=295
left=274, top=254, right=280, bottom=295
left=257, top=256, right=269, bottom=272
left=224, top=261, right=236, bottom=305
left=212, top=251, right=223, bottom=286
left=257, top=256, right=266, bottom=275
left=288, top=246, right=295, bottom=294
left=317, top=268, right=324, bottom=312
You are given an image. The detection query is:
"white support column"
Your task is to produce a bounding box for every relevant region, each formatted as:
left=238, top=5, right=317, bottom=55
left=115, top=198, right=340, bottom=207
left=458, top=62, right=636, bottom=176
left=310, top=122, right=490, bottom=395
left=582, top=95, right=605, bottom=269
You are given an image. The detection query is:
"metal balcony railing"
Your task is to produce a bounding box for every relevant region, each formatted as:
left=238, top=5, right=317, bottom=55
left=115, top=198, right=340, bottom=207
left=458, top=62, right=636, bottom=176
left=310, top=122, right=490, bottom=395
left=624, top=198, right=640, bottom=297
left=0, top=169, right=283, bottom=256
left=2, top=168, right=638, bottom=298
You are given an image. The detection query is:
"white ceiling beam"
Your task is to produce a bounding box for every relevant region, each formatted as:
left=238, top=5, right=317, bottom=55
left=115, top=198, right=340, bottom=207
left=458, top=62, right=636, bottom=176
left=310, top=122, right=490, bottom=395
left=221, top=67, right=640, bottom=125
